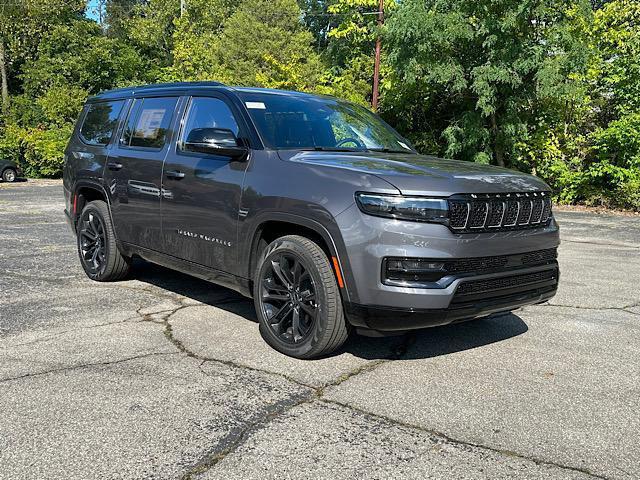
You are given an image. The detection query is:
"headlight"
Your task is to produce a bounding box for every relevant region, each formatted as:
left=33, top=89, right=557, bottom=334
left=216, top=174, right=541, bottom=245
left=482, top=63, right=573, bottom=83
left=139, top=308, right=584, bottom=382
left=355, top=193, right=448, bottom=224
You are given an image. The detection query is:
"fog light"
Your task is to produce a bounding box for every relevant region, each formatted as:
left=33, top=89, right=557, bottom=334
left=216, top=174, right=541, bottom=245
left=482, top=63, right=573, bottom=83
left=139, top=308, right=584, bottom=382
left=384, top=258, right=447, bottom=284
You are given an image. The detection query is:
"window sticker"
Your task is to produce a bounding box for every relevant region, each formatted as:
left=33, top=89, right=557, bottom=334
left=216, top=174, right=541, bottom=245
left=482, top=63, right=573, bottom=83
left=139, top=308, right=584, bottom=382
left=136, top=109, right=166, bottom=138
left=245, top=101, right=266, bottom=110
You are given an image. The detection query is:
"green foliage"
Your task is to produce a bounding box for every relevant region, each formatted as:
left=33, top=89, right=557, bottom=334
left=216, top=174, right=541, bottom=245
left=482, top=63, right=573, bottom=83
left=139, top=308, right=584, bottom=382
left=0, top=0, right=638, bottom=210
left=384, top=0, right=594, bottom=168
left=21, top=19, right=146, bottom=95
left=21, top=125, right=74, bottom=177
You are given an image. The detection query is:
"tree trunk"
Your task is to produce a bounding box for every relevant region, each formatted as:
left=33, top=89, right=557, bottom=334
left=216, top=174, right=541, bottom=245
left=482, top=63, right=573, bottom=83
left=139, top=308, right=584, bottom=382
left=0, top=40, right=9, bottom=115
left=490, top=112, right=505, bottom=167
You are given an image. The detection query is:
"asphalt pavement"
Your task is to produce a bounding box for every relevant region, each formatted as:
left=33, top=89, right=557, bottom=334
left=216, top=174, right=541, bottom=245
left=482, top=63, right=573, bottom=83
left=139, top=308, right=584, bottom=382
left=1, top=179, right=639, bottom=480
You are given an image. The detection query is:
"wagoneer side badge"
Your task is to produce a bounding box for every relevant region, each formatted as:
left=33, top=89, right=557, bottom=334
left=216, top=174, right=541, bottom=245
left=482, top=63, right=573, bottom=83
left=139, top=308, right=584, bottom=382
left=177, top=229, right=232, bottom=247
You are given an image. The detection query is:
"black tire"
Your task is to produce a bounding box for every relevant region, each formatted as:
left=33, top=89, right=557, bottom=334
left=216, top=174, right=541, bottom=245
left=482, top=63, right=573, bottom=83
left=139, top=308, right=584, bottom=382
left=253, top=235, right=349, bottom=359
left=2, top=168, right=17, bottom=182
left=76, top=200, right=131, bottom=281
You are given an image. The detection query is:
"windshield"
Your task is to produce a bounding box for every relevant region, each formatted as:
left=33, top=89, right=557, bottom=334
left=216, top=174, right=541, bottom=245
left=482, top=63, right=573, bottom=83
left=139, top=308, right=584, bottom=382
left=238, top=92, right=415, bottom=153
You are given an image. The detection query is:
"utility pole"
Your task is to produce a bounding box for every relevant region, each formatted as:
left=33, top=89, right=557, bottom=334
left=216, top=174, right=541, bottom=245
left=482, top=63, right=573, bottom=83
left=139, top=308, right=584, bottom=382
left=371, top=0, right=384, bottom=111
left=180, top=0, right=186, bottom=16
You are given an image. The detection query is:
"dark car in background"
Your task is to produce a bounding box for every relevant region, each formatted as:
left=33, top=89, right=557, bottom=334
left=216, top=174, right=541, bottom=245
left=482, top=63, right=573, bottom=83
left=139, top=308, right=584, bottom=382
left=63, top=82, right=560, bottom=359
left=0, top=160, right=22, bottom=182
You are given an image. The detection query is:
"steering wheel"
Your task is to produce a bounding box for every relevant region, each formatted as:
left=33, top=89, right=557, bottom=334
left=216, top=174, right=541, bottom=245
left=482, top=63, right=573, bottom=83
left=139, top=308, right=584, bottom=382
left=336, top=137, right=365, bottom=149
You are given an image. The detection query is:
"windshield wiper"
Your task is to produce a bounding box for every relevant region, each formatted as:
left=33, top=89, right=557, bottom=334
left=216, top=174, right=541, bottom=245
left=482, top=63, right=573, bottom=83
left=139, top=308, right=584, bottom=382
left=298, top=146, right=365, bottom=152
left=367, top=147, right=415, bottom=154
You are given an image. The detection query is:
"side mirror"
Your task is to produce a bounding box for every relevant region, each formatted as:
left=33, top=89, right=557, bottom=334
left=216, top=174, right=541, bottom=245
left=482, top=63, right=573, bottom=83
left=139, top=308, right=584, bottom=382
left=183, top=128, right=248, bottom=160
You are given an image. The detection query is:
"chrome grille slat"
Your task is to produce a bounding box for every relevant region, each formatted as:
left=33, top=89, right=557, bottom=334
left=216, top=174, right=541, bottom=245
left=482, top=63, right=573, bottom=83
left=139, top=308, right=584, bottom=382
left=464, top=202, right=470, bottom=229
left=447, top=192, right=552, bottom=233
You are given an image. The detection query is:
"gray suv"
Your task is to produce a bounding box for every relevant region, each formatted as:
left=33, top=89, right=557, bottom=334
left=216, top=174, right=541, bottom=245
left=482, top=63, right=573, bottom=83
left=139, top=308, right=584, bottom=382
left=63, top=82, right=559, bottom=359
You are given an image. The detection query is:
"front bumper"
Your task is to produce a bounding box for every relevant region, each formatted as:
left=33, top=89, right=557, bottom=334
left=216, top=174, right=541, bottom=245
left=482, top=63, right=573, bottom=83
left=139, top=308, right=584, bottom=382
left=335, top=203, right=560, bottom=330
left=345, top=265, right=558, bottom=331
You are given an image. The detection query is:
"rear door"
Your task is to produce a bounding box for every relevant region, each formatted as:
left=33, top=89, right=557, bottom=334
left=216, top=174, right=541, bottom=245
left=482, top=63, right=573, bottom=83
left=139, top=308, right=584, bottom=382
left=105, top=96, right=181, bottom=250
left=161, top=94, right=249, bottom=273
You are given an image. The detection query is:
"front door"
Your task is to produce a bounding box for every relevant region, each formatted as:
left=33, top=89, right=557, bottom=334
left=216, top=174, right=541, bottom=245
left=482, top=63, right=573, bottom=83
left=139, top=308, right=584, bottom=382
left=161, top=95, right=249, bottom=274
left=105, top=96, right=180, bottom=250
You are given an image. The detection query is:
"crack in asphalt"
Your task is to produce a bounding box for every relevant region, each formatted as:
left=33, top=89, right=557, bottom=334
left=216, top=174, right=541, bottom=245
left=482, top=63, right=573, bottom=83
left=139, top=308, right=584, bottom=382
left=179, top=384, right=314, bottom=480
left=561, top=238, right=640, bottom=249
left=318, top=398, right=611, bottom=480
left=154, top=300, right=417, bottom=479
left=530, top=302, right=640, bottom=317
left=2, top=313, right=150, bottom=347
left=0, top=351, right=178, bottom=383
left=59, top=292, right=610, bottom=480
left=159, top=302, right=609, bottom=480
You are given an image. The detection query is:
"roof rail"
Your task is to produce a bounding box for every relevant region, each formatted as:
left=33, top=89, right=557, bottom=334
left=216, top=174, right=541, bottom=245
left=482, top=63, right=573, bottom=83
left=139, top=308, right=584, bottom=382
left=132, top=81, right=225, bottom=90
left=91, top=81, right=226, bottom=100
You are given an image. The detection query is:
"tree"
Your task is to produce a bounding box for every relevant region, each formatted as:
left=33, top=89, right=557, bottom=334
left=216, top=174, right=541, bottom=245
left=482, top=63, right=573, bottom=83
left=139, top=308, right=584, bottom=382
left=167, top=0, right=325, bottom=91
left=0, top=0, right=85, bottom=113
left=21, top=19, right=146, bottom=96
left=384, top=0, right=593, bottom=167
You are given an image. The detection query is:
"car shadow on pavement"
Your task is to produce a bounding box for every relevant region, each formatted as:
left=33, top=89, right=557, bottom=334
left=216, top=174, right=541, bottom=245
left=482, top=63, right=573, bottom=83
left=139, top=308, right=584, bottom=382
left=131, top=259, right=529, bottom=361
left=130, top=259, right=259, bottom=319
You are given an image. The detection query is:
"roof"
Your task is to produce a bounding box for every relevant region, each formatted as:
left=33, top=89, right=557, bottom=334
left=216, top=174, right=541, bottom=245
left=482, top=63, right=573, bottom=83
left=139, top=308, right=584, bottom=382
left=89, top=82, right=333, bottom=102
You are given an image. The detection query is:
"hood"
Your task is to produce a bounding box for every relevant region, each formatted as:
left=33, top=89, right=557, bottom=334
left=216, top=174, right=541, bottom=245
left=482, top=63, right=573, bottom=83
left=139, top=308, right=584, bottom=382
left=280, top=150, right=550, bottom=196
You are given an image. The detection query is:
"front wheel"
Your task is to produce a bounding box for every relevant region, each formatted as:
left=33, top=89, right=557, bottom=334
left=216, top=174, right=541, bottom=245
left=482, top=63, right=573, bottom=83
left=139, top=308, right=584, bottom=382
left=77, top=200, right=131, bottom=281
left=254, top=235, right=349, bottom=359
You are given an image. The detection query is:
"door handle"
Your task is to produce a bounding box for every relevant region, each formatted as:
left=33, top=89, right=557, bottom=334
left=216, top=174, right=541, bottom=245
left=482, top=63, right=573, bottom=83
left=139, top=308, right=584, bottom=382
left=165, top=170, right=186, bottom=179
left=107, top=161, right=123, bottom=171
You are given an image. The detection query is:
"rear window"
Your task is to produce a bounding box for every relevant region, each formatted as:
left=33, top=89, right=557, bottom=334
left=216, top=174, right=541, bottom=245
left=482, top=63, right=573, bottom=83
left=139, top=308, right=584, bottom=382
left=79, top=101, right=125, bottom=145
left=122, top=97, right=178, bottom=149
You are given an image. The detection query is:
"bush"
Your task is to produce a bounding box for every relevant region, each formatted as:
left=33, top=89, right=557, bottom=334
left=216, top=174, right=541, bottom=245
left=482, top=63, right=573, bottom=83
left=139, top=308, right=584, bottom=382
left=21, top=125, right=73, bottom=177
left=0, top=122, right=72, bottom=178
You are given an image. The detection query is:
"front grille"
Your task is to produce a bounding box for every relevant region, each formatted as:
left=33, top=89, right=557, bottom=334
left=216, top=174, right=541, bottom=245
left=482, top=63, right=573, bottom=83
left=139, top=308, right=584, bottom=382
left=448, top=192, right=552, bottom=233
left=453, top=268, right=558, bottom=303
left=443, top=248, right=557, bottom=275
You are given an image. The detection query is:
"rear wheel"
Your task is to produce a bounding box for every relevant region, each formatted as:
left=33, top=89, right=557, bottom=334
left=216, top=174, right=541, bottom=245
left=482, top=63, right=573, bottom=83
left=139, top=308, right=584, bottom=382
left=2, top=168, right=17, bottom=182
left=77, top=200, right=130, bottom=281
left=254, top=235, right=348, bottom=359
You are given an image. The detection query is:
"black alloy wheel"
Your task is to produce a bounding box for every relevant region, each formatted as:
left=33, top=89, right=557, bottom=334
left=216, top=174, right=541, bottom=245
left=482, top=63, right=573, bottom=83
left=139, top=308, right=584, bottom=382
left=254, top=235, right=349, bottom=359
left=76, top=200, right=131, bottom=281
left=79, top=210, right=107, bottom=276
left=260, top=253, right=318, bottom=344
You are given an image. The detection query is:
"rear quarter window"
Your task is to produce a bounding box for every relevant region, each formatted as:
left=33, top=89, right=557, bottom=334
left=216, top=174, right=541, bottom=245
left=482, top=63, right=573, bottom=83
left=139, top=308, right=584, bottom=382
left=79, top=101, right=125, bottom=145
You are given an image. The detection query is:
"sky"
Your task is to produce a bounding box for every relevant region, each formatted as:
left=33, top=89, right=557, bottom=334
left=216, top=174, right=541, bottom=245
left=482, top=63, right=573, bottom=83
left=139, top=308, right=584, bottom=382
left=85, top=0, right=102, bottom=22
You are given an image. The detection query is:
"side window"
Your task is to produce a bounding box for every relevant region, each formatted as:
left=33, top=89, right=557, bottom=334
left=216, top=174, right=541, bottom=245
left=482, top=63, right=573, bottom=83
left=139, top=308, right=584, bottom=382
left=122, top=97, right=178, bottom=149
left=79, top=100, right=124, bottom=145
left=180, top=97, right=240, bottom=149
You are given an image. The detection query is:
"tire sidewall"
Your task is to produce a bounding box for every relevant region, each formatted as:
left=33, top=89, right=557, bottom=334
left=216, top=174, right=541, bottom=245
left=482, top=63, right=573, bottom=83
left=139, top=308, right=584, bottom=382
left=254, top=238, right=332, bottom=358
left=77, top=203, right=112, bottom=280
